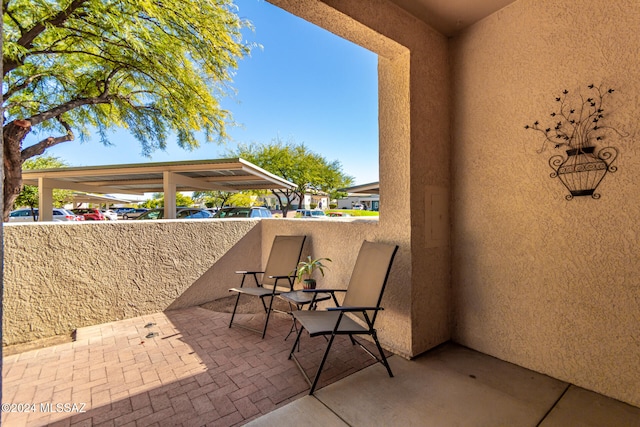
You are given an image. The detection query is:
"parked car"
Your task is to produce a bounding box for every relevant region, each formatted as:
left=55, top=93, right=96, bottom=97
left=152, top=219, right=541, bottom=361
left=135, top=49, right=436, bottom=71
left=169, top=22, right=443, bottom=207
left=327, top=212, right=352, bottom=217
left=352, top=204, right=366, bottom=210
left=71, top=208, right=105, bottom=221
left=213, top=207, right=273, bottom=218
left=296, top=209, right=326, bottom=218
left=114, top=208, right=132, bottom=219
left=121, top=208, right=149, bottom=220
left=8, top=208, right=77, bottom=222
left=135, top=208, right=213, bottom=220
left=101, top=209, right=118, bottom=221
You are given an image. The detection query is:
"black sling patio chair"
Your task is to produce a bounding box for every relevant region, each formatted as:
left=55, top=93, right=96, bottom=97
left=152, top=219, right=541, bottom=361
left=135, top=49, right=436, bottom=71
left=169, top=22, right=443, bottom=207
left=288, top=240, right=399, bottom=394
left=228, top=235, right=306, bottom=338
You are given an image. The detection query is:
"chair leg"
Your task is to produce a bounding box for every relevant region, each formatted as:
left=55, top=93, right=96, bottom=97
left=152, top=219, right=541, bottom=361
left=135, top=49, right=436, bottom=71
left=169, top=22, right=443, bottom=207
left=261, top=295, right=275, bottom=339
left=284, top=302, right=300, bottom=342
left=348, top=334, right=357, bottom=346
left=229, top=292, right=242, bottom=328
left=372, top=330, right=394, bottom=378
left=309, top=333, right=337, bottom=395
left=288, top=324, right=305, bottom=359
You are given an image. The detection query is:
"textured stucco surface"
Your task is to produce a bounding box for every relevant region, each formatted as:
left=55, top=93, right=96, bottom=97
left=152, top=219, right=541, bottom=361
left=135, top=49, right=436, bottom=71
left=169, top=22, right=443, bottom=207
left=2, top=0, right=453, bottom=360
left=3, top=220, right=261, bottom=345
left=269, top=0, right=452, bottom=358
left=450, top=0, right=640, bottom=407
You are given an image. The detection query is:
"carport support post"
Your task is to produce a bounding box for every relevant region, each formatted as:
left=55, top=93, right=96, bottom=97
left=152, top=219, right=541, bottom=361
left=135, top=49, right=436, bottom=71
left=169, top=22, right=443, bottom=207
left=163, top=171, right=177, bottom=219
left=38, top=178, right=54, bottom=221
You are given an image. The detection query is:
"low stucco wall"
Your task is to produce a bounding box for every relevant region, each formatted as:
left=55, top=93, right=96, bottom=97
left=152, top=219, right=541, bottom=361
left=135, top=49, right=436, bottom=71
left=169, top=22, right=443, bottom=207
left=3, top=217, right=417, bottom=359
left=3, top=219, right=261, bottom=346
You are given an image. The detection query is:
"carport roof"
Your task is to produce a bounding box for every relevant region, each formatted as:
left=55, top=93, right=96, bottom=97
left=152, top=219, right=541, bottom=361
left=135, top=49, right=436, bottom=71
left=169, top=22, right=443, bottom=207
left=342, top=181, right=379, bottom=195
left=22, top=158, right=297, bottom=195
left=70, top=193, right=137, bottom=205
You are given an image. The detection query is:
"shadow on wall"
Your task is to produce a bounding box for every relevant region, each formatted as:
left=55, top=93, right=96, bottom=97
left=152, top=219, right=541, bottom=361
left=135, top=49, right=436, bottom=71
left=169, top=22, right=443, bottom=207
left=167, top=226, right=263, bottom=310
left=168, top=225, right=336, bottom=312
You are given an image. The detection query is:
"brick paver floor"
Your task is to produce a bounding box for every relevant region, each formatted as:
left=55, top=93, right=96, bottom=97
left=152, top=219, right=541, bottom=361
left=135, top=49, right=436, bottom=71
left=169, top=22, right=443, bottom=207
left=2, top=307, right=385, bottom=426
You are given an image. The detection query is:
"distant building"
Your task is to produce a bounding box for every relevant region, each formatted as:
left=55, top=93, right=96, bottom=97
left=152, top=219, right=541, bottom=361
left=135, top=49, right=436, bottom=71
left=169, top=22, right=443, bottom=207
left=261, top=191, right=329, bottom=211
left=336, top=182, right=380, bottom=211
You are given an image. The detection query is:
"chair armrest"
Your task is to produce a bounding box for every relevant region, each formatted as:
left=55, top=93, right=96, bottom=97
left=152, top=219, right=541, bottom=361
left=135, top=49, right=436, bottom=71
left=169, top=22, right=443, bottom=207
left=327, top=306, right=383, bottom=312
left=301, top=288, right=346, bottom=293
left=302, top=288, right=344, bottom=306
left=268, top=274, right=294, bottom=279
left=233, top=270, right=264, bottom=289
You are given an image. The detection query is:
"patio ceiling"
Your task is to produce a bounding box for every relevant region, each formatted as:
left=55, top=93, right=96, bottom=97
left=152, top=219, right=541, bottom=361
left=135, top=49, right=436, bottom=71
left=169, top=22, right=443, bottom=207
left=23, top=158, right=296, bottom=220
left=387, top=0, right=518, bottom=36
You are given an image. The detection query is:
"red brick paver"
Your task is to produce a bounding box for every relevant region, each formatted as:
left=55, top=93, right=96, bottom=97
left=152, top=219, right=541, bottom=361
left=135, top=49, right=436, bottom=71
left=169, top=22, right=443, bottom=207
left=2, top=307, right=384, bottom=426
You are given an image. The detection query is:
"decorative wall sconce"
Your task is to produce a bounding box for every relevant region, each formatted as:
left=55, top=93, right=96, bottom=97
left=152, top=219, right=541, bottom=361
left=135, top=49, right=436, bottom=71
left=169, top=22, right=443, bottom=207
left=548, top=146, right=617, bottom=199
left=525, top=84, right=624, bottom=200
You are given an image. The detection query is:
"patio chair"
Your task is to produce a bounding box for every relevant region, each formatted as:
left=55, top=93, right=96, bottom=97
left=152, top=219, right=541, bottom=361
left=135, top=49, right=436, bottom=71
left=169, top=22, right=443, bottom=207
left=288, top=240, right=399, bottom=394
left=228, top=235, right=306, bottom=338
left=278, top=288, right=337, bottom=342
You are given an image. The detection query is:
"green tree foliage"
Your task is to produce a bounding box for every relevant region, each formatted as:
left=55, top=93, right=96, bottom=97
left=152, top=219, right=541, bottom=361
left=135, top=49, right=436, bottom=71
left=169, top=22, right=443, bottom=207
left=227, top=192, right=254, bottom=207
left=192, top=190, right=264, bottom=208
left=14, top=155, right=74, bottom=209
left=226, top=139, right=354, bottom=217
left=141, top=192, right=194, bottom=209
left=192, top=190, right=235, bottom=208
left=2, top=0, right=251, bottom=219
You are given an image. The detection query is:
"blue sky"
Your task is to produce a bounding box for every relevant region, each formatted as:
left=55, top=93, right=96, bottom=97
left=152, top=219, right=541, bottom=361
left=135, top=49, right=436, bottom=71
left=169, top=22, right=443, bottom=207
left=31, top=0, right=379, bottom=185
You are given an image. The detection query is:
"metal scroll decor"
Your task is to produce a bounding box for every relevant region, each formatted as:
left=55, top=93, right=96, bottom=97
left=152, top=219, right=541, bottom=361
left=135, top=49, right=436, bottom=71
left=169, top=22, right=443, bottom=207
left=549, top=146, right=618, bottom=200
left=525, top=84, right=625, bottom=200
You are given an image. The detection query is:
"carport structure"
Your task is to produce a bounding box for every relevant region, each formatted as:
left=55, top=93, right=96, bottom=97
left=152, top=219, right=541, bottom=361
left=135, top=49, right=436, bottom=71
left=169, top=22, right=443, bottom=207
left=69, top=192, right=136, bottom=207
left=22, top=158, right=296, bottom=220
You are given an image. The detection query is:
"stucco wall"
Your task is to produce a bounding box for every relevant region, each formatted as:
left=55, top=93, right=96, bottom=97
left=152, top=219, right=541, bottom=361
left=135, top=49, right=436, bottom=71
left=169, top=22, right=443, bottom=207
left=269, top=0, right=452, bottom=358
left=451, top=0, right=640, bottom=407
left=3, top=220, right=261, bottom=345
left=3, top=218, right=415, bottom=357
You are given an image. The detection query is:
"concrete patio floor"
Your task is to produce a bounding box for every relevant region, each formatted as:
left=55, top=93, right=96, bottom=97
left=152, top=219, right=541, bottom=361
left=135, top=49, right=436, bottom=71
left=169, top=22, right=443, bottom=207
left=3, top=307, right=639, bottom=426
left=248, top=344, right=640, bottom=427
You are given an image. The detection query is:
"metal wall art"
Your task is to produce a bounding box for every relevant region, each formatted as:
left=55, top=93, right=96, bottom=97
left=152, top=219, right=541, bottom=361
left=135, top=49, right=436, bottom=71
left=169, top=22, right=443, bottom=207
left=525, top=84, right=624, bottom=200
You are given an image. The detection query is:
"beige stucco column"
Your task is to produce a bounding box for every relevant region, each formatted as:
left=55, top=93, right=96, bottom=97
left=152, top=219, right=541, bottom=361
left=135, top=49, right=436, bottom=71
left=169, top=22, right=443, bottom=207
left=267, top=0, right=451, bottom=357
left=38, top=177, right=54, bottom=221
left=163, top=171, right=178, bottom=219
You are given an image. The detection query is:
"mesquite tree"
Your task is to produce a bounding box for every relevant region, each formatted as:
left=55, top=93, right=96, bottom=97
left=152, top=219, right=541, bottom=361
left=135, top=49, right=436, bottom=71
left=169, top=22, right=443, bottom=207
left=2, top=0, right=250, bottom=220
left=226, top=140, right=354, bottom=217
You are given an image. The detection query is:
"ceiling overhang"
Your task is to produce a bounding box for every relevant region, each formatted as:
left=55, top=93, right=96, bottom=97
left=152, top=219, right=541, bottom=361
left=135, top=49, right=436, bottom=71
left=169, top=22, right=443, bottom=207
left=387, top=0, right=518, bottom=36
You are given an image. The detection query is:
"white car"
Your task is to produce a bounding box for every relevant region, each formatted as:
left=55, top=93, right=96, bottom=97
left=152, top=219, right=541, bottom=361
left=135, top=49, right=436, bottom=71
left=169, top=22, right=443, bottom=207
left=101, top=209, right=118, bottom=221
left=296, top=209, right=326, bottom=218
left=8, top=208, right=77, bottom=222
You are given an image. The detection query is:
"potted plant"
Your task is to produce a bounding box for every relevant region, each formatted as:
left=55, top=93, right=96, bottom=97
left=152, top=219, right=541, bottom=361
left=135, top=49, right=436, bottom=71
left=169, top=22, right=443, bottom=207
left=524, top=83, right=624, bottom=199
left=296, top=256, right=331, bottom=289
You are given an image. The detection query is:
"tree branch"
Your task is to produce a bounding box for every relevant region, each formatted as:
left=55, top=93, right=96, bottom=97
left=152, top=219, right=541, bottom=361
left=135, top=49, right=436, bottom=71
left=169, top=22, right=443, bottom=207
left=4, top=0, right=90, bottom=75
left=3, top=73, right=46, bottom=102
left=21, top=117, right=74, bottom=161
left=5, top=8, right=25, bottom=34
left=27, top=78, right=117, bottom=126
